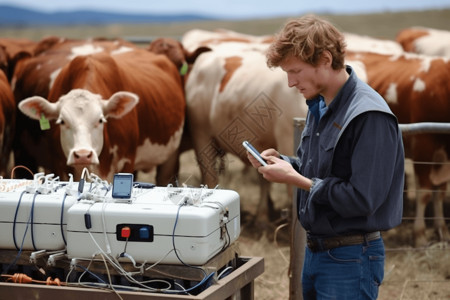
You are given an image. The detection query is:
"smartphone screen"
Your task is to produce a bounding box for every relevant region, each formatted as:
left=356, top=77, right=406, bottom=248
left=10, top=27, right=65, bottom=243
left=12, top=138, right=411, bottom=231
left=112, top=173, right=134, bottom=199
left=242, top=141, right=267, bottom=166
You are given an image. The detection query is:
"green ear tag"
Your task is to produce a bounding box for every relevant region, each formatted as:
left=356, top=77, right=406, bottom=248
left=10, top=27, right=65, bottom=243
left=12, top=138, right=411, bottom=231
left=40, top=113, right=50, bottom=130
left=180, top=62, right=188, bottom=76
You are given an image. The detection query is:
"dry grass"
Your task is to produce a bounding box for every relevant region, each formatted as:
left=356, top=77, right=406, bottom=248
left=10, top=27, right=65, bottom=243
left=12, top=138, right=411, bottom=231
left=381, top=243, right=450, bottom=300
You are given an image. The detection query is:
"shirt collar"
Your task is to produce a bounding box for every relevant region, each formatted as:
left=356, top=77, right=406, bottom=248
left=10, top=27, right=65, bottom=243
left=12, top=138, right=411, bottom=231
left=306, top=95, right=327, bottom=125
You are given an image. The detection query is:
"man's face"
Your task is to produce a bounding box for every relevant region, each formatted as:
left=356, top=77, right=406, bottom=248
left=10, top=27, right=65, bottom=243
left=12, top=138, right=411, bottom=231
left=280, top=55, right=323, bottom=100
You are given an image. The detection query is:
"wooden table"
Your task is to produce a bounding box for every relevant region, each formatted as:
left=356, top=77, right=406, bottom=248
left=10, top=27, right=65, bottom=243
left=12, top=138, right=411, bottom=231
left=0, top=243, right=264, bottom=299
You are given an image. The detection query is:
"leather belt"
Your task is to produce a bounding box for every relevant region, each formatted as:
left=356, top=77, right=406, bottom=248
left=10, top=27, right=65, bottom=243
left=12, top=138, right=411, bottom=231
left=306, top=231, right=381, bottom=252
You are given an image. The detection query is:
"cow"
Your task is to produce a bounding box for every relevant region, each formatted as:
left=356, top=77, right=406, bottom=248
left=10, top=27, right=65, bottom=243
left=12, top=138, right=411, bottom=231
left=11, top=37, right=138, bottom=179
left=147, top=37, right=211, bottom=88
left=343, top=32, right=404, bottom=55
left=150, top=33, right=308, bottom=224
left=396, top=27, right=450, bottom=57
left=0, top=70, right=15, bottom=177
left=180, top=29, right=374, bottom=82
left=346, top=50, right=450, bottom=247
left=151, top=31, right=370, bottom=224
left=181, top=29, right=402, bottom=55
left=0, top=38, right=37, bottom=178
left=16, top=38, right=185, bottom=184
left=181, top=28, right=274, bottom=53
left=0, top=37, right=36, bottom=82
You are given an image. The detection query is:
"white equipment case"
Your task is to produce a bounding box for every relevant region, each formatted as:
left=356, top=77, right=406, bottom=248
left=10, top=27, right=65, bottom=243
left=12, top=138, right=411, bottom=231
left=0, top=172, right=240, bottom=266
left=66, top=185, right=240, bottom=265
left=0, top=175, right=79, bottom=251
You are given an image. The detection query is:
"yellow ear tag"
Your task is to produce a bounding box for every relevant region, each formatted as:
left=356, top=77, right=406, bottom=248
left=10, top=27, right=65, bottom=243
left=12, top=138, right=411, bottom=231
left=180, top=62, right=188, bottom=76
left=39, top=113, right=50, bottom=130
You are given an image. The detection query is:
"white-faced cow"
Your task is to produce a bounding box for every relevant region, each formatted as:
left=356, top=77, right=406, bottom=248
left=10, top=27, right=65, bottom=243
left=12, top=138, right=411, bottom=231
left=155, top=32, right=307, bottom=223
left=16, top=38, right=185, bottom=184
left=347, top=50, right=450, bottom=247
left=150, top=31, right=369, bottom=224
left=396, top=27, right=450, bottom=57
left=12, top=37, right=141, bottom=179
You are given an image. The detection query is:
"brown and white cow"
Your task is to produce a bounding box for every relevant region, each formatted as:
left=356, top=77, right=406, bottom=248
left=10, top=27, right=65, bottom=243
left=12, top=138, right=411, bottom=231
left=181, top=28, right=274, bottom=53
left=343, top=32, right=404, bottom=55
left=151, top=31, right=369, bottom=223
left=347, top=50, right=450, bottom=247
left=0, top=70, right=15, bottom=177
left=396, top=27, right=450, bottom=57
left=177, top=34, right=308, bottom=222
left=16, top=39, right=185, bottom=184
left=12, top=37, right=141, bottom=179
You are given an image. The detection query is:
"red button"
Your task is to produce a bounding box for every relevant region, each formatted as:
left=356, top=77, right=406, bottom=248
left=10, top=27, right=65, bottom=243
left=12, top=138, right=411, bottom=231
left=121, top=226, right=131, bottom=238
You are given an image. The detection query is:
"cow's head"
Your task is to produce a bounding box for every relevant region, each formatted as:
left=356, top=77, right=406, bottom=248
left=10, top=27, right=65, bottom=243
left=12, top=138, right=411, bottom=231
left=148, top=37, right=211, bottom=76
left=18, top=88, right=139, bottom=167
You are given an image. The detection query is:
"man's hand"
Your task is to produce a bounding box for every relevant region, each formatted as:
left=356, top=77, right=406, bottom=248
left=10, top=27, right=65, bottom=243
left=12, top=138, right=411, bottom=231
left=246, top=148, right=279, bottom=168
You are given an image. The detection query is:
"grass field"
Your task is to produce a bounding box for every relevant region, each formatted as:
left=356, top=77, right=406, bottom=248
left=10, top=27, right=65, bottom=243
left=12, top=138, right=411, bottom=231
left=1, top=9, right=450, bottom=42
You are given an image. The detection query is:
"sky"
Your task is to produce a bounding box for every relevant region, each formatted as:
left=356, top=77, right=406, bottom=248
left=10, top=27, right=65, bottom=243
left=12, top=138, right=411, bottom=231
left=1, top=0, right=450, bottom=19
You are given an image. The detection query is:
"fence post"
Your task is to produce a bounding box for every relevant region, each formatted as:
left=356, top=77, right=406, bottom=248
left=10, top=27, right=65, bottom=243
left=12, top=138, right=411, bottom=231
left=289, top=117, right=307, bottom=300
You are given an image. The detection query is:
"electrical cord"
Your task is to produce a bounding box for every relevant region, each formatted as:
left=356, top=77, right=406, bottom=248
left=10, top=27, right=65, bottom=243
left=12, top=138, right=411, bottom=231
left=163, top=271, right=215, bottom=295
left=81, top=200, right=214, bottom=295
left=10, top=165, right=34, bottom=179
left=6, top=197, right=34, bottom=274
left=12, top=191, right=26, bottom=250
left=30, top=192, right=39, bottom=251
left=1, top=273, right=66, bottom=286
left=60, top=192, right=68, bottom=245
left=218, top=266, right=233, bottom=280
left=76, top=257, right=107, bottom=285
left=85, top=230, right=173, bottom=293
left=172, top=201, right=207, bottom=277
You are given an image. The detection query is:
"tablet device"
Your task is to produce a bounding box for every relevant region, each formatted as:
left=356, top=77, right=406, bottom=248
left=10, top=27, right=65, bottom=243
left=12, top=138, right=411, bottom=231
left=242, top=141, right=267, bottom=166
left=112, top=173, right=134, bottom=199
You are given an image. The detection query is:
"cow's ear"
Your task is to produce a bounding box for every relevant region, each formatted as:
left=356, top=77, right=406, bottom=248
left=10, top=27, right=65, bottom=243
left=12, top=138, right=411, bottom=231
left=18, top=96, right=59, bottom=120
left=103, top=91, right=139, bottom=119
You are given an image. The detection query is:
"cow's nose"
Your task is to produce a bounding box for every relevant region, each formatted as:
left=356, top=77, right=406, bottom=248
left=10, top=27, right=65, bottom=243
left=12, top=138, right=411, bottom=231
left=72, top=149, right=94, bottom=164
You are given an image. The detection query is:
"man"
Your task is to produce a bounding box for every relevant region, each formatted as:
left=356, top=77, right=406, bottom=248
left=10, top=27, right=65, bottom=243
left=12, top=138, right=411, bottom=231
left=246, top=15, right=404, bottom=299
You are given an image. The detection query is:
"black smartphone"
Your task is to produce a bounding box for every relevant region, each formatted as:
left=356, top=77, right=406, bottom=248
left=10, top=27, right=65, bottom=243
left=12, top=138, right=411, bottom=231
left=242, top=141, right=267, bottom=166
left=112, top=173, right=134, bottom=199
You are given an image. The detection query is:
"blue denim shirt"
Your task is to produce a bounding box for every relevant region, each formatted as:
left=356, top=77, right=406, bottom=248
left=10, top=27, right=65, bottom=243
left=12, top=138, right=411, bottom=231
left=283, top=66, right=404, bottom=237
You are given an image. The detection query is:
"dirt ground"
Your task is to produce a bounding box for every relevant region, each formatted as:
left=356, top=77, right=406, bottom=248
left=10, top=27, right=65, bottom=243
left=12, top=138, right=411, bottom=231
left=155, top=150, right=450, bottom=300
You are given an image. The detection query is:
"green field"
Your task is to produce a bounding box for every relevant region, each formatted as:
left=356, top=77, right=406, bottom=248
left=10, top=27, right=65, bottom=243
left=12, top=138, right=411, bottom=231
left=1, top=9, right=449, bottom=42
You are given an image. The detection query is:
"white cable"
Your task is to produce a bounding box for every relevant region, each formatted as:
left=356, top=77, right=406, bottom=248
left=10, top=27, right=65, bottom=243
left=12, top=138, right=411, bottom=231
left=101, top=198, right=112, bottom=254
left=86, top=230, right=171, bottom=292
left=81, top=168, right=90, bottom=180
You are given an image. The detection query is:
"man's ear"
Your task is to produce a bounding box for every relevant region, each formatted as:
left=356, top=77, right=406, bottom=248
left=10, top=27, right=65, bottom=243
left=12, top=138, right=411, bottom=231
left=320, top=50, right=333, bottom=67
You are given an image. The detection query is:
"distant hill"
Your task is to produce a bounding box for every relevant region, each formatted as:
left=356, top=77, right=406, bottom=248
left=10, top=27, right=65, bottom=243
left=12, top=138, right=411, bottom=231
left=0, top=5, right=215, bottom=27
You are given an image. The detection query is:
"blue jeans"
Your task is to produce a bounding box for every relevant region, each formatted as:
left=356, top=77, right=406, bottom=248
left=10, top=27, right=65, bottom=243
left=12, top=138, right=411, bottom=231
left=302, top=237, right=385, bottom=300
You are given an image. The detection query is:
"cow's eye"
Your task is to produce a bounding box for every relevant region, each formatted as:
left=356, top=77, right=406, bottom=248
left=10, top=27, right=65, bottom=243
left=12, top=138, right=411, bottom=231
left=56, top=118, right=65, bottom=125
left=99, top=116, right=107, bottom=124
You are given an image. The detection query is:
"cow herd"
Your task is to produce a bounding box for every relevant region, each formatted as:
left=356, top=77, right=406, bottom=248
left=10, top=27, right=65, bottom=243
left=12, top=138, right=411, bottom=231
left=0, top=25, right=449, bottom=247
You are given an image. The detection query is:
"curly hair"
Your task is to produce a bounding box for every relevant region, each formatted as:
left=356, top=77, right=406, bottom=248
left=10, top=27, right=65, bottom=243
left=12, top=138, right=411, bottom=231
left=266, top=15, right=346, bottom=70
